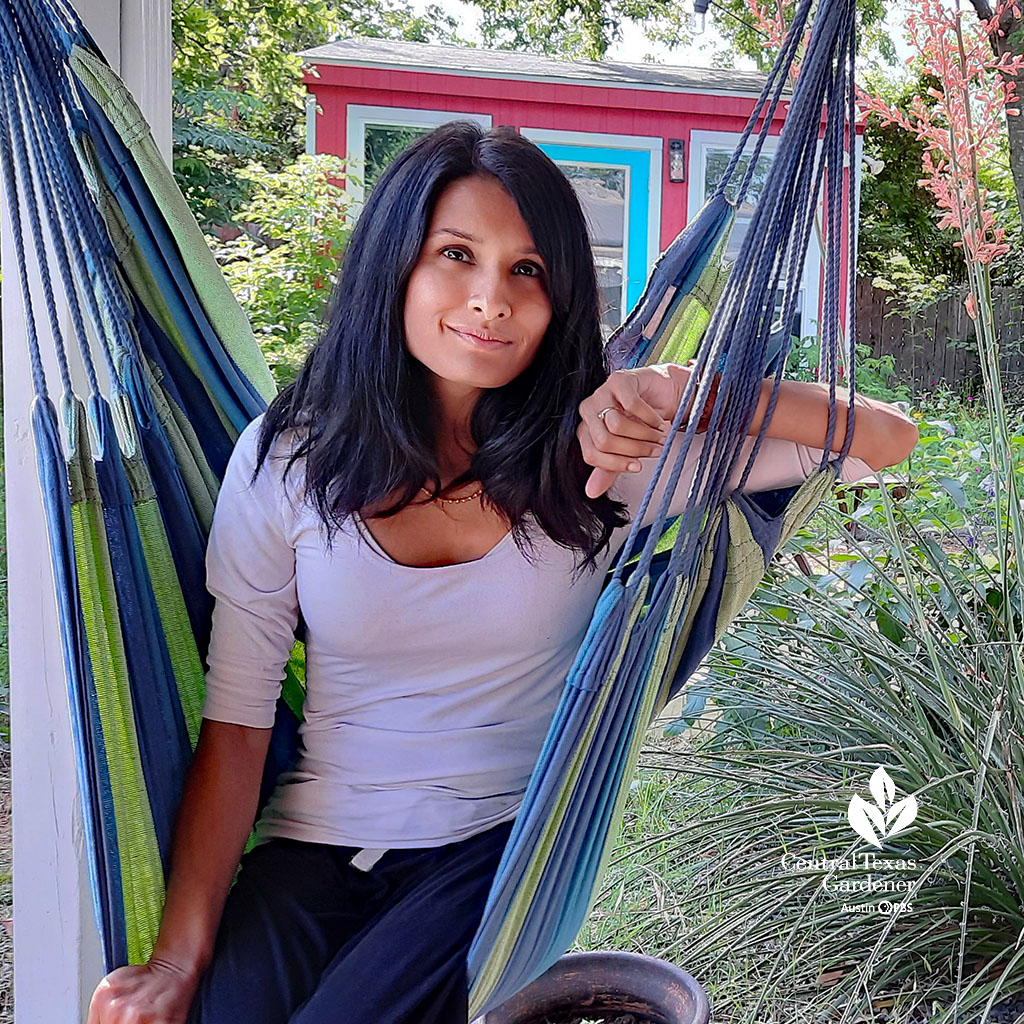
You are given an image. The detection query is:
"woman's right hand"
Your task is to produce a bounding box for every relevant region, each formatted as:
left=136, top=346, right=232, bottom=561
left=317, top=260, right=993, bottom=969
left=85, top=721, right=273, bottom=1023
left=86, top=960, right=199, bottom=1024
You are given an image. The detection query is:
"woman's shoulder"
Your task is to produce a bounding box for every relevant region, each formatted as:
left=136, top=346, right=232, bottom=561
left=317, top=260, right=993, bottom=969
left=233, top=413, right=306, bottom=461
left=224, top=414, right=309, bottom=517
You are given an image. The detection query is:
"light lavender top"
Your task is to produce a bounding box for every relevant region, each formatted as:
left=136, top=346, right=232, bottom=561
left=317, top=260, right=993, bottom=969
left=202, top=417, right=873, bottom=848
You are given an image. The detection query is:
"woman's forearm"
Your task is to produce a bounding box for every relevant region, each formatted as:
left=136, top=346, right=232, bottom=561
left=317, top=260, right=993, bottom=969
left=148, top=719, right=273, bottom=983
left=748, top=377, right=919, bottom=471
left=659, top=363, right=918, bottom=470
left=578, top=363, right=920, bottom=499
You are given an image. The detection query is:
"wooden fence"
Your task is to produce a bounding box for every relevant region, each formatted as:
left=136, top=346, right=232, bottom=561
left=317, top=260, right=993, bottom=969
left=854, top=278, right=1024, bottom=392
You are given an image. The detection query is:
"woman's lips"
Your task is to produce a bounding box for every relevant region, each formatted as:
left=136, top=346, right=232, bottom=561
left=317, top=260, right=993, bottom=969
left=446, top=324, right=512, bottom=348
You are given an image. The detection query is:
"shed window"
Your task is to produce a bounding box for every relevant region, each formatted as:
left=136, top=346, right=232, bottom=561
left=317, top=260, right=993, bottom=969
left=364, top=124, right=431, bottom=191
left=702, top=147, right=774, bottom=261
left=701, top=145, right=805, bottom=340
left=341, top=105, right=492, bottom=205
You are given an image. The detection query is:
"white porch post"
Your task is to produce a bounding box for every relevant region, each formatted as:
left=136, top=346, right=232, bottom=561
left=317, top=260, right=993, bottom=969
left=2, top=1, right=170, bottom=1020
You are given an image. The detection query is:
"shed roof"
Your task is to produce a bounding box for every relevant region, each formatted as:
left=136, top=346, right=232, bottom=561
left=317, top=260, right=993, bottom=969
left=300, top=37, right=773, bottom=98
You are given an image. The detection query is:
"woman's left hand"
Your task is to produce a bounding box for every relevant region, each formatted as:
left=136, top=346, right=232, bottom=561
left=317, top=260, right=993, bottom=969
left=577, top=365, right=693, bottom=499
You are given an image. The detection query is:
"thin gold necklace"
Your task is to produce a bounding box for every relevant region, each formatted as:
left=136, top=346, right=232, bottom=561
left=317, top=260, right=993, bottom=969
left=419, top=484, right=483, bottom=506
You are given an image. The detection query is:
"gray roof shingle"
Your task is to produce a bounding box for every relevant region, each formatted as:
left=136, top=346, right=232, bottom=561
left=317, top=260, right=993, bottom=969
left=299, top=37, right=771, bottom=97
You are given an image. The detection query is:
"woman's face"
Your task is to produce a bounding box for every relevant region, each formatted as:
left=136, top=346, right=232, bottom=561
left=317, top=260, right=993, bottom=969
left=403, top=174, right=553, bottom=405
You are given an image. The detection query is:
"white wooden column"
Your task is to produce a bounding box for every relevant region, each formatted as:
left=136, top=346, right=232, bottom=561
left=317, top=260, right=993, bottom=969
left=2, top=1, right=170, bottom=1019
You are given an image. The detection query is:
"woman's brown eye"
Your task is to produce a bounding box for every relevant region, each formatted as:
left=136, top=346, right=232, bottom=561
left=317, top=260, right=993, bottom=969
left=516, top=262, right=543, bottom=278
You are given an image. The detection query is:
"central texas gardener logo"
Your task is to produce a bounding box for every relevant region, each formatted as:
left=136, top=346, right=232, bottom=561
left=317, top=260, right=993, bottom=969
left=848, top=767, right=919, bottom=849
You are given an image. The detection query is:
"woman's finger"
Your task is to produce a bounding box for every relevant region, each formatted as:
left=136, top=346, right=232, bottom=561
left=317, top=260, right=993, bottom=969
left=579, top=420, right=663, bottom=460
left=86, top=985, right=108, bottom=1024
left=580, top=445, right=645, bottom=475
left=586, top=466, right=619, bottom=499
left=577, top=423, right=658, bottom=469
left=580, top=373, right=667, bottom=435
left=608, top=370, right=674, bottom=429
left=589, top=407, right=667, bottom=447
left=577, top=432, right=643, bottom=473
left=612, top=389, right=669, bottom=431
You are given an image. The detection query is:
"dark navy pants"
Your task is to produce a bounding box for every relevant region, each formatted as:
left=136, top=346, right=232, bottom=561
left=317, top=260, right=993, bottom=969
left=188, top=819, right=514, bottom=1024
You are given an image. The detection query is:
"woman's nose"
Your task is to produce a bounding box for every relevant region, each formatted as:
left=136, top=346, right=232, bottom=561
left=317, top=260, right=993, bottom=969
left=467, top=268, right=511, bottom=320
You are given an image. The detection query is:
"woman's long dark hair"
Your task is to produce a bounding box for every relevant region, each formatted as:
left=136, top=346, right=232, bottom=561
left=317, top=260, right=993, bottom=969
left=257, top=121, right=628, bottom=571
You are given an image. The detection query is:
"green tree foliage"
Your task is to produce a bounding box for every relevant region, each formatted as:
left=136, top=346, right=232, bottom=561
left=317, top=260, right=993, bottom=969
left=668, top=0, right=893, bottom=68
left=473, top=0, right=613, bottom=57
left=210, top=155, right=353, bottom=385
left=466, top=0, right=889, bottom=63
left=966, top=0, right=1024, bottom=224
left=979, top=138, right=1024, bottom=287
left=858, top=71, right=967, bottom=306
left=172, top=0, right=461, bottom=228
left=859, top=68, right=1024, bottom=302
left=470, top=0, right=705, bottom=60
left=469, top=0, right=693, bottom=60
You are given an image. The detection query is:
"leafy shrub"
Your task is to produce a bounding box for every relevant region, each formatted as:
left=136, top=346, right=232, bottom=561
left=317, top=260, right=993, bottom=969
left=770, top=375, right=1023, bottom=549
left=785, top=338, right=912, bottom=404
left=209, top=154, right=353, bottom=386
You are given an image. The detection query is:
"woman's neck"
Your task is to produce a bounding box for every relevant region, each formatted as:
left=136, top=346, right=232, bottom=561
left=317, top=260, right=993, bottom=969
left=429, top=375, right=480, bottom=483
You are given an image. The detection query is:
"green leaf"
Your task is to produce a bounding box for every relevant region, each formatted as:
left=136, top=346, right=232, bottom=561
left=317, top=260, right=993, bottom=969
left=937, top=475, right=968, bottom=510
left=876, top=606, right=907, bottom=645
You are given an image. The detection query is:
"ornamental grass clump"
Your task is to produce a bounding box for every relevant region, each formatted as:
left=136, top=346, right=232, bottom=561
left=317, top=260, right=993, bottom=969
left=621, top=517, right=1023, bottom=1022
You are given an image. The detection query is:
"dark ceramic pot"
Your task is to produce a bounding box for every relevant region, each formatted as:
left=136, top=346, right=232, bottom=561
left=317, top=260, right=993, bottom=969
left=483, top=951, right=711, bottom=1024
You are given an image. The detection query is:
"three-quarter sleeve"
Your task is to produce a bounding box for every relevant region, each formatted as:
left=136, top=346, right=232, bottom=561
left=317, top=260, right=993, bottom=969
left=201, top=417, right=299, bottom=729
left=613, top=430, right=877, bottom=530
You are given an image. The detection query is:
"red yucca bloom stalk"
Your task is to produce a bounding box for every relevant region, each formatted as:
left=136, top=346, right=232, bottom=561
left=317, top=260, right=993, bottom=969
left=746, top=0, right=791, bottom=57
left=858, top=0, right=1024, bottom=282
left=744, top=0, right=810, bottom=79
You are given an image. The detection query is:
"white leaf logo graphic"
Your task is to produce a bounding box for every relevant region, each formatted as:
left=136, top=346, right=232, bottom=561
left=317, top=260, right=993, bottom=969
left=847, top=768, right=920, bottom=847
left=848, top=795, right=885, bottom=848
left=885, top=795, right=919, bottom=837
left=870, top=767, right=896, bottom=810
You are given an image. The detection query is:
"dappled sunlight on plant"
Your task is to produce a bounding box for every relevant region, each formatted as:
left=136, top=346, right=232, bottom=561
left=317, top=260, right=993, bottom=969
left=209, top=153, right=354, bottom=386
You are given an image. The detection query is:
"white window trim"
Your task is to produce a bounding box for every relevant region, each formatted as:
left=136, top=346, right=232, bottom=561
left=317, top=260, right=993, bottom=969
left=305, top=93, right=318, bottom=156
left=518, top=126, right=663, bottom=282
left=688, top=128, right=824, bottom=341
left=344, top=104, right=492, bottom=204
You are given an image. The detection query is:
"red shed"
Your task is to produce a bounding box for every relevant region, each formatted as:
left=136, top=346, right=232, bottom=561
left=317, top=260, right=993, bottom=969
left=301, top=37, right=854, bottom=339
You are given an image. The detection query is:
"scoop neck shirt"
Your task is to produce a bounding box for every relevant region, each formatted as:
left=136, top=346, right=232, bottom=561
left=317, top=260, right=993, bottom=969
left=202, top=417, right=873, bottom=849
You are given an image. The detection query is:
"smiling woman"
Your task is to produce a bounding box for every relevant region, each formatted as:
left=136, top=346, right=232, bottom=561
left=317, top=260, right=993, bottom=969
left=87, top=122, right=916, bottom=1024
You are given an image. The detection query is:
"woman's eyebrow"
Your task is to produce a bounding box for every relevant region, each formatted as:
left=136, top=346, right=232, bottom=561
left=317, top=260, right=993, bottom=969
left=429, top=227, right=543, bottom=258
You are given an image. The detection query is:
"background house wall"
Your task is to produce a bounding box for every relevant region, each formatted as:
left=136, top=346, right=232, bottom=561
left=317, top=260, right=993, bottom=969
left=304, top=58, right=787, bottom=251
left=300, top=41, right=854, bottom=343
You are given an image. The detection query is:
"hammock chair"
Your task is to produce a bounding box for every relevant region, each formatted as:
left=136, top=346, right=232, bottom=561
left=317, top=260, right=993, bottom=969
left=0, top=0, right=858, bottom=1014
